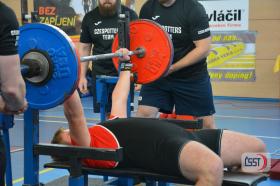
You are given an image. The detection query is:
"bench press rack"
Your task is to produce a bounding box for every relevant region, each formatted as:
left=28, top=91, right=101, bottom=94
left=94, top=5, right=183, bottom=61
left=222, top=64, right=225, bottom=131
left=0, top=114, right=14, bottom=186
left=95, top=75, right=132, bottom=122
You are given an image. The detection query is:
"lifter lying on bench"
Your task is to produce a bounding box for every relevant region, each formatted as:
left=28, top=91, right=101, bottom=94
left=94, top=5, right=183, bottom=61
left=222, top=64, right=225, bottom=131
left=52, top=49, right=266, bottom=186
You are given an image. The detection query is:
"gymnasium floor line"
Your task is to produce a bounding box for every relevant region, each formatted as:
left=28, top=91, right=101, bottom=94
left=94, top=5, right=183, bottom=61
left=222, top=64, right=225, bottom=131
left=12, top=168, right=54, bottom=185
left=14, top=112, right=280, bottom=125
left=14, top=113, right=280, bottom=123
left=215, top=115, right=280, bottom=121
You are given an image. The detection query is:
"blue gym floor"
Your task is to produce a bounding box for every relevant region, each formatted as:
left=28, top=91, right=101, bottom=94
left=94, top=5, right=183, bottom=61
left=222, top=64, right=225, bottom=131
left=8, top=94, right=280, bottom=185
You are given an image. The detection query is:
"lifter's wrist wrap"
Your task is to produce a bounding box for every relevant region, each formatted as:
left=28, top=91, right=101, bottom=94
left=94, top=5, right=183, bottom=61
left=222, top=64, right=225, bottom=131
left=120, top=61, right=133, bottom=71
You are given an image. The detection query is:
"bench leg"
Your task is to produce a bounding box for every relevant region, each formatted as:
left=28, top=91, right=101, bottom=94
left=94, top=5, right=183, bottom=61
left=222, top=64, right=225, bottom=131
left=2, top=128, right=13, bottom=186
left=145, top=181, right=172, bottom=186
left=145, top=180, right=157, bottom=186
left=69, top=175, right=87, bottom=186
left=24, top=109, right=40, bottom=186
left=105, top=177, right=134, bottom=186
left=158, top=182, right=172, bottom=186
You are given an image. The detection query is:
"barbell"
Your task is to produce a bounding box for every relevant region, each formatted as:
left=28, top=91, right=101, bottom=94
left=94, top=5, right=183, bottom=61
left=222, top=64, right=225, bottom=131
left=80, top=48, right=146, bottom=62
left=19, top=20, right=173, bottom=110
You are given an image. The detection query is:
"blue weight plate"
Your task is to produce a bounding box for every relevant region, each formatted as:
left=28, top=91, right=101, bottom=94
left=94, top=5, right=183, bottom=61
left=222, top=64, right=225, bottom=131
left=19, top=23, right=80, bottom=110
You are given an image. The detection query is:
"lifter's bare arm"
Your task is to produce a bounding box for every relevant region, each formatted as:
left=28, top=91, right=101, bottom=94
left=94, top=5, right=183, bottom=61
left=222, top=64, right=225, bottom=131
left=0, top=54, right=27, bottom=113
left=63, top=48, right=131, bottom=145
left=110, top=49, right=131, bottom=118
left=78, top=42, right=92, bottom=93
left=63, top=90, right=91, bottom=146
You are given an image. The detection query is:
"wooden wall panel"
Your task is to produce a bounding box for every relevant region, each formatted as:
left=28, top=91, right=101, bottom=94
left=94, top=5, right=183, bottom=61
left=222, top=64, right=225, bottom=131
left=250, top=0, right=280, bottom=19
left=135, top=0, right=146, bottom=15
left=250, top=20, right=280, bottom=59
left=28, top=0, right=34, bottom=17
left=2, top=0, right=34, bottom=25
left=2, top=0, right=21, bottom=23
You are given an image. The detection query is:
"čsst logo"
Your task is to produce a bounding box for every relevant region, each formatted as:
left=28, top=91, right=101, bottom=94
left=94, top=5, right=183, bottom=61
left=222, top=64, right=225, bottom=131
left=241, top=153, right=271, bottom=172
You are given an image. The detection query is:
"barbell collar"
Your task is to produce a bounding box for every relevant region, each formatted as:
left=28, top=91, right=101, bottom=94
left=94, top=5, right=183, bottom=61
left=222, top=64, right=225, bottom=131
left=21, top=64, right=30, bottom=76
left=21, top=49, right=53, bottom=86
left=21, top=59, right=41, bottom=78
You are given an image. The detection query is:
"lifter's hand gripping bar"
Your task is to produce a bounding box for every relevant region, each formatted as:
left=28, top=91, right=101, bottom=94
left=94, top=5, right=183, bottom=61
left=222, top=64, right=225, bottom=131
left=80, top=47, right=145, bottom=62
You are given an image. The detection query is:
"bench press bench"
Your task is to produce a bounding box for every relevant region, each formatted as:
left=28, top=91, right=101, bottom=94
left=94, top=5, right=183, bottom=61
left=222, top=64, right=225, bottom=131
left=32, top=118, right=267, bottom=186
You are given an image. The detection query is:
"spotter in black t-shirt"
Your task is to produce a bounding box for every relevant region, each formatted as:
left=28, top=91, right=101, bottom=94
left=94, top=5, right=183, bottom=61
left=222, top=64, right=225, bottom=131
left=0, top=2, right=20, bottom=55
left=140, top=0, right=211, bottom=79
left=80, top=5, right=138, bottom=76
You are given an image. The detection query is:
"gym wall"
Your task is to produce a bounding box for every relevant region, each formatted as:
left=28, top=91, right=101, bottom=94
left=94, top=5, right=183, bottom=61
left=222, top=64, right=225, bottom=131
left=2, top=0, right=280, bottom=99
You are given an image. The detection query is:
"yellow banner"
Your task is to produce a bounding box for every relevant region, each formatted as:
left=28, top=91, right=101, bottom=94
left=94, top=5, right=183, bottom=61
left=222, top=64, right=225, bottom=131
left=207, top=31, right=256, bottom=82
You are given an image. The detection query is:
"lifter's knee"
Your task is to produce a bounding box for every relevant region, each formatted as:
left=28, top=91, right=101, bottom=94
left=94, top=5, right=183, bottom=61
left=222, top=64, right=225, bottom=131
left=197, top=157, right=223, bottom=186
left=179, top=141, right=223, bottom=186
left=253, top=137, right=266, bottom=152
left=198, top=115, right=216, bottom=129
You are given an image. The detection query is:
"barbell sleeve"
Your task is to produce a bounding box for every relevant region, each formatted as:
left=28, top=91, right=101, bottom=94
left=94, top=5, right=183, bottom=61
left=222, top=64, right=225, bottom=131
left=20, top=59, right=42, bottom=78
left=80, top=48, right=145, bottom=62
left=21, top=65, right=30, bottom=76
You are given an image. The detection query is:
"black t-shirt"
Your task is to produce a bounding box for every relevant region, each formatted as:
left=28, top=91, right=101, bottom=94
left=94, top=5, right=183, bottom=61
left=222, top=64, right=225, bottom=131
left=100, top=117, right=197, bottom=173
left=140, top=0, right=210, bottom=79
left=80, top=5, right=138, bottom=76
left=0, top=2, right=19, bottom=55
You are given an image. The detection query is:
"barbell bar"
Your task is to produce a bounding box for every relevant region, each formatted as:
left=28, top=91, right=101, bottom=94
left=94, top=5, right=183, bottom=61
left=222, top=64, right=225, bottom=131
left=80, top=48, right=145, bottom=62
left=20, top=47, right=145, bottom=83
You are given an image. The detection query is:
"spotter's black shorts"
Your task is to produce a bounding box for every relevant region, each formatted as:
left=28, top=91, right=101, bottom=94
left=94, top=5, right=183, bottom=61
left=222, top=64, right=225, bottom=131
left=138, top=75, right=215, bottom=117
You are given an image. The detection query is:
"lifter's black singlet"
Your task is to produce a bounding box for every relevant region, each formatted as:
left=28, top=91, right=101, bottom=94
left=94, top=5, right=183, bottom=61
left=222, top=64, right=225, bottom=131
left=100, top=118, right=198, bottom=175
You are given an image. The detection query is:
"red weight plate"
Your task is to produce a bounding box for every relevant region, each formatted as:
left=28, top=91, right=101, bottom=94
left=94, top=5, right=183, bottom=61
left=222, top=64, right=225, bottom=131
left=112, top=19, right=173, bottom=84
